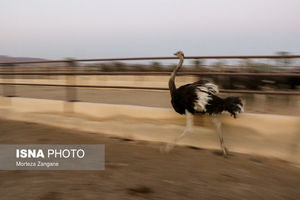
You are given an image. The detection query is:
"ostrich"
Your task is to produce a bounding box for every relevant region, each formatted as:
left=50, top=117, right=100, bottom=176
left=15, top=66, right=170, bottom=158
left=165, top=51, right=244, bottom=157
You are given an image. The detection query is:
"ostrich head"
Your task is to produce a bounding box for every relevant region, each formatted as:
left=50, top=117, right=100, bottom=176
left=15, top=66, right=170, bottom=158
left=174, top=51, right=184, bottom=59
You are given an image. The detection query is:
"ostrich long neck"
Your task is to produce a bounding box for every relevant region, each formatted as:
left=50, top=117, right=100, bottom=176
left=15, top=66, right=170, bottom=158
left=169, top=57, right=184, bottom=95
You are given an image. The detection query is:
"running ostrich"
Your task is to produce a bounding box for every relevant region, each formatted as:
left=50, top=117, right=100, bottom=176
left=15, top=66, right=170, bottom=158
left=165, top=51, right=244, bottom=157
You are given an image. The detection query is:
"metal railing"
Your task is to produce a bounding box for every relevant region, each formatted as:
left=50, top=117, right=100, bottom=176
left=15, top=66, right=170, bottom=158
left=0, top=72, right=299, bottom=77
left=0, top=55, right=299, bottom=102
left=1, top=54, right=300, bottom=65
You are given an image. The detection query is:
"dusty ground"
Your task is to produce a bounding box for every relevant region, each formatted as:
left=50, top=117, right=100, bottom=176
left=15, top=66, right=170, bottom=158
left=0, top=119, right=300, bottom=200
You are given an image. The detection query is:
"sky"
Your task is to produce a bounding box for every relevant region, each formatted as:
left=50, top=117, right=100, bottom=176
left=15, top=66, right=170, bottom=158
left=0, top=0, right=300, bottom=60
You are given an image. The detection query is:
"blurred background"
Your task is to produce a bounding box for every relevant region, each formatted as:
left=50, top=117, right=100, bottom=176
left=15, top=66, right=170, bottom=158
left=0, top=0, right=300, bottom=200
left=0, top=0, right=299, bottom=116
left=0, top=53, right=299, bottom=116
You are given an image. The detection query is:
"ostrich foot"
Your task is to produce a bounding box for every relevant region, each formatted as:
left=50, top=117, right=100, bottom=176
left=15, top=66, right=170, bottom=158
left=160, top=143, right=175, bottom=153
left=222, top=147, right=229, bottom=158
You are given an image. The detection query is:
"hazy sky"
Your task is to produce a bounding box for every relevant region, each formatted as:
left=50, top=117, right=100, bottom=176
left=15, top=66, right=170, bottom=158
left=1, top=0, right=300, bottom=59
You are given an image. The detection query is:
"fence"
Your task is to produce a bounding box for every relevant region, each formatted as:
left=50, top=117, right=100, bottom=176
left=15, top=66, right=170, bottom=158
left=0, top=55, right=299, bottom=102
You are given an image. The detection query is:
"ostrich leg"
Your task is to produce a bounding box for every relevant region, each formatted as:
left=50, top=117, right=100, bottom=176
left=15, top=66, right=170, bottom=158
left=210, top=116, right=228, bottom=157
left=163, top=110, right=193, bottom=152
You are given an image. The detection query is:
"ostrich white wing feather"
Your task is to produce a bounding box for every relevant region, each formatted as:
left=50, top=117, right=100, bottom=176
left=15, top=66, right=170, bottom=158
left=193, top=88, right=212, bottom=112
left=203, top=82, right=219, bottom=94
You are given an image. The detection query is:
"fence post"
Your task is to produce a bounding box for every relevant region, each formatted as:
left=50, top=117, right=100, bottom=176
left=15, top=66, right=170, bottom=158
left=65, top=59, right=78, bottom=102
left=1, top=64, right=16, bottom=97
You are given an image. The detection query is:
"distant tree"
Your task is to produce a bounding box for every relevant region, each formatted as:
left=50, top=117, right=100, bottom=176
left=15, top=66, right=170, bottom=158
left=193, top=60, right=200, bottom=67
left=114, top=62, right=126, bottom=71
left=151, top=61, right=162, bottom=71
left=192, top=59, right=205, bottom=71
left=276, top=51, right=291, bottom=67
left=100, top=63, right=110, bottom=72
left=134, top=64, right=146, bottom=71
left=193, top=59, right=204, bottom=67
left=212, top=60, right=225, bottom=70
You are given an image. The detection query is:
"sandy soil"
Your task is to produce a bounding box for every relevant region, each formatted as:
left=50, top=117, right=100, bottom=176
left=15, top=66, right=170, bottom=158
left=0, top=119, right=300, bottom=200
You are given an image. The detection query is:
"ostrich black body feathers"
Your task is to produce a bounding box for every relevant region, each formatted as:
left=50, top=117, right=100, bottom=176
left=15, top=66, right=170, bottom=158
left=171, top=80, right=243, bottom=118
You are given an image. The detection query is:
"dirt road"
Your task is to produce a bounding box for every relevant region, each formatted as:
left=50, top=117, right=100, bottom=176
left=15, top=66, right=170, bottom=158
left=0, top=119, right=300, bottom=200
